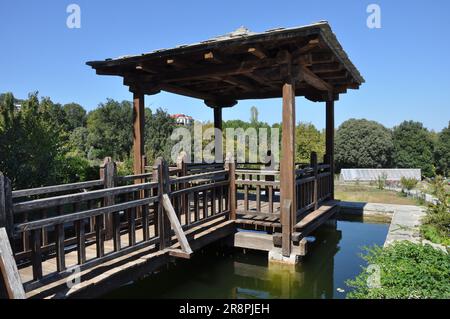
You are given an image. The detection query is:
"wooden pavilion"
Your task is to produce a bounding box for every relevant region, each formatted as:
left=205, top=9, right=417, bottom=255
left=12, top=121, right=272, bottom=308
left=86, top=21, right=364, bottom=260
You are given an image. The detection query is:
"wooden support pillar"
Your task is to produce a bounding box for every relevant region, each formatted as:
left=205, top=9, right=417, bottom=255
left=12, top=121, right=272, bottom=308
left=213, top=107, right=223, bottom=162
left=311, top=152, right=318, bottom=210
left=325, top=100, right=335, bottom=200
left=133, top=91, right=145, bottom=176
left=0, top=174, right=13, bottom=241
left=280, top=71, right=296, bottom=257
left=225, top=153, right=236, bottom=220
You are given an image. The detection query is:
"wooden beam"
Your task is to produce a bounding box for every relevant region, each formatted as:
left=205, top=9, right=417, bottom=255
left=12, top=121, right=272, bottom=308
left=297, top=66, right=332, bottom=92
left=248, top=47, right=267, bottom=59
left=0, top=228, right=26, bottom=299
left=204, top=51, right=223, bottom=64
left=162, top=194, right=193, bottom=254
left=132, top=92, right=145, bottom=176
left=326, top=100, right=335, bottom=200
left=280, top=63, right=296, bottom=257
left=310, top=63, right=342, bottom=74
left=157, top=57, right=279, bottom=83
left=297, top=38, right=321, bottom=54
left=159, top=83, right=216, bottom=101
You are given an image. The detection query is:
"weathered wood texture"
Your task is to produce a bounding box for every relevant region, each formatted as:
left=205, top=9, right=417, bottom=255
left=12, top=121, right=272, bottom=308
left=0, top=228, right=26, bottom=299
left=280, top=68, right=296, bottom=257
left=325, top=100, right=335, bottom=200
left=132, top=92, right=145, bottom=176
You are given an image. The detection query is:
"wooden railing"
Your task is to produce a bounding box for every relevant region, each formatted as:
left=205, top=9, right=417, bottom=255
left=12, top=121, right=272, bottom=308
left=296, top=152, right=332, bottom=217
left=235, top=168, right=280, bottom=219
left=0, top=157, right=231, bottom=293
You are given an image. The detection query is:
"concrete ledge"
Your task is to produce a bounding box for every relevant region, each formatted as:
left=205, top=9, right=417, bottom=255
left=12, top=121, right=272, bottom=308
left=268, top=248, right=298, bottom=265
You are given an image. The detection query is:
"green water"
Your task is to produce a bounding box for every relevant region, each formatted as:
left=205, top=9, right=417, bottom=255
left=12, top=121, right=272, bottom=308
left=105, top=216, right=388, bottom=299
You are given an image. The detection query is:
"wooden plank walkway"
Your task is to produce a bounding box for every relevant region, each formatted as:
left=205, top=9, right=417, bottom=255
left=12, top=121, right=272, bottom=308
left=22, top=216, right=234, bottom=299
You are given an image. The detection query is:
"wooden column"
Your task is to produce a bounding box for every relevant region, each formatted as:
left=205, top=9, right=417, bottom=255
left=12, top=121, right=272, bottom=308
left=225, top=153, right=236, bottom=220
left=213, top=107, right=223, bottom=162
left=133, top=91, right=145, bottom=176
left=280, top=75, right=296, bottom=257
left=325, top=100, right=335, bottom=200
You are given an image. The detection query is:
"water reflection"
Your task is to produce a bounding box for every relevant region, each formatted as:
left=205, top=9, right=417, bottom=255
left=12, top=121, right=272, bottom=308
left=105, top=218, right=388, bottom=299
left=232, top=225, right=342, bottom=299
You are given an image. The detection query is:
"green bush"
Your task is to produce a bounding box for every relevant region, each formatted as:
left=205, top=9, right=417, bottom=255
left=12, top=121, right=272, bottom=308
left=346, top=241, right=450, bottom=299
left=400, top=177, right=418, bottom=191
left=376, top=173, right=387, bottom=190
left=421, top=176, right=450, bottom=245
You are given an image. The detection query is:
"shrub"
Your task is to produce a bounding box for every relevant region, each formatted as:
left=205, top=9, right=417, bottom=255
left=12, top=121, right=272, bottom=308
left=346, top=242, right=450, bottom=299
left=376, top=173, right=387, bottom=190
left=421, top=175, right=450, bottom=245
left=400, top=177, right=418, bottom=191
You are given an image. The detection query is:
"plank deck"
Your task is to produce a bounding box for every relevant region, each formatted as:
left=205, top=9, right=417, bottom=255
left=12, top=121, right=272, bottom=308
left=295, top=201, right=338, bottom=230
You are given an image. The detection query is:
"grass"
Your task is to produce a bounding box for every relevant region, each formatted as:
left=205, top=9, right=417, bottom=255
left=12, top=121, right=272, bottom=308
left=335, top=183, right=420, bottom=205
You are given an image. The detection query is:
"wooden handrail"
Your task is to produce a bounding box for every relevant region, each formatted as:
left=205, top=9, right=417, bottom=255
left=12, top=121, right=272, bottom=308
left=15, top=197, right=158, bottom=232
left=13, top=182, right=158, bottom=214
left=12, top=180, right=104, bottom=199
left=169, top=170, right=228, bottom=184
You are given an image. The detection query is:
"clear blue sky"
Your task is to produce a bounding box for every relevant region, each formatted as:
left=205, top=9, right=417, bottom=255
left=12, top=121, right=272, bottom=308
left=1, top=0, right=449, bottom=131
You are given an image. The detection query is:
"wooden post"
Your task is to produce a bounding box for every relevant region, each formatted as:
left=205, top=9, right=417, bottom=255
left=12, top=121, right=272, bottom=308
left=154, top=158, right=171, bottom=250
left=133, top=91, right=145, bottom=176
left=280, top=58, right=296, bottom=257
left=177, top=152, right=188, bottom=224
left=311, top=152, right=318, bottom=210
left=0, top=173, right=13, bottom=241
left=100, top=158, right=116, bottom=240
left=225, top=153, right=236, bottom=220
left=0, top=228, right=26, bottom=299
left=325, top=100, right=335, bottom=200
left=264, top=150, right=274, bottom=197
left=213, top=107, right=223, bottom=162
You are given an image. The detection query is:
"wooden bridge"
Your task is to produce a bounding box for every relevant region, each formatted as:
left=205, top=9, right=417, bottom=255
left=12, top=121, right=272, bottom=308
left=0, top=153, right=336, bottom=299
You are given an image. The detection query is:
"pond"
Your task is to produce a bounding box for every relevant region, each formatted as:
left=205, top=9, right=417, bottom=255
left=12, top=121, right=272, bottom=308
left=105, top=215, right=389, bottom=299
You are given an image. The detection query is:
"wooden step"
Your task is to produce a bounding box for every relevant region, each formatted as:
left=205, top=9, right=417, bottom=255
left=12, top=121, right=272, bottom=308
left=294, top=201, right=338, bottom=230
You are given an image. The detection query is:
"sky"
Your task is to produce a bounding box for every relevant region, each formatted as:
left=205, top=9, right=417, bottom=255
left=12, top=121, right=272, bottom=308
left=0, top=0, right=449, bottom=131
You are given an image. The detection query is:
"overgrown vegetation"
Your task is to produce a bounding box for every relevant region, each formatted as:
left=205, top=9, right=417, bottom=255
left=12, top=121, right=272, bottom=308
left=346, top=241, right=450, bottom=299
left=376, top=173, right=387, bottom=190
left=400, top=176, right=418, bottom=191
left=421, top=176, right=450, bottom=245
left=335, top=183, right=418, bottom=205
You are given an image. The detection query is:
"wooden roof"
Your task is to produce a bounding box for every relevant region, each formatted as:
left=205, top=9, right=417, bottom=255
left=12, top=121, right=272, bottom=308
left=87, top=21, right=364, bottom=105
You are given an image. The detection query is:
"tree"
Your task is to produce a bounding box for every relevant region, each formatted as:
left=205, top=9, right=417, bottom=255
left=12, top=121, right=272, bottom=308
left=335, top=119, right=393, bottom=170
left=434, top=121, right=450, bottom=176
left=69, top=127, right=89, bottom=156
left=145, top=108, right=176, bottom=162
left=63, top=103, right=86, bottom=131
left=392, top=121, right=435, bottom=177
left=86, top=99, right=133, bottom=160
left=250, top=106, right=259, bottom=124
left=295, top=122, right=325, bottom=164
left=0, top=92, right=76, bottom=188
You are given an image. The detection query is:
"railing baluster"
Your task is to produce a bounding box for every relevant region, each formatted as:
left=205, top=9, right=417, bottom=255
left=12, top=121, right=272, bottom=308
left=55, top=223, right=66, bottom=272
left=95, top=214, right=104, bottom=258
left=194, top=191, right=199, bottom=222
left=30, top=229, right=42, bottom=280
left=211, top=187, right=216, bottom=216
left=203, top=190, right=208, bottom=218
left=256, top=185, right=261, bottom=212
left=128, top=192, right=136, bottom=246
